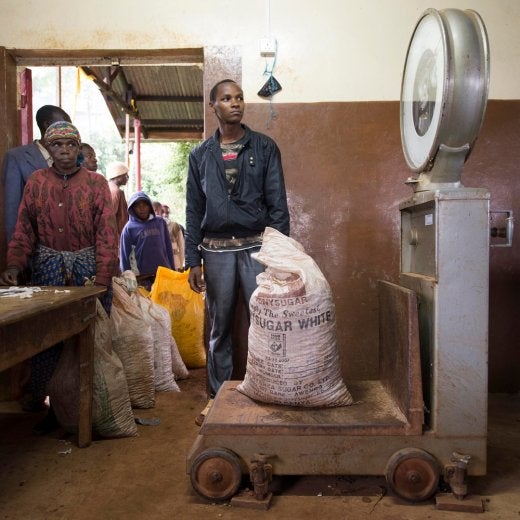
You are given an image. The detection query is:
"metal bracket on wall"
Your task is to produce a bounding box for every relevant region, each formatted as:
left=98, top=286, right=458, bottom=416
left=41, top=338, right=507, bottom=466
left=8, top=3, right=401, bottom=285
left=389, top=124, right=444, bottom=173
left=490, top=210, right=514, bottom=247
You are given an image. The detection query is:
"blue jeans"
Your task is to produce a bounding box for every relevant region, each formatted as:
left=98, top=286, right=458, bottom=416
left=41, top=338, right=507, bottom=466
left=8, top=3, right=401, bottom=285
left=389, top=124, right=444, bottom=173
left=202, top=247, right=264, bottom=395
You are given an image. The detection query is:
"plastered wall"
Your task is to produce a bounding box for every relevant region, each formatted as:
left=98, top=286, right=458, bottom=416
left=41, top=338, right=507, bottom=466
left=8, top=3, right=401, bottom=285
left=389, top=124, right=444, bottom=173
left=0, top=1, right=519, bottom=391
left=0, top=0, right=519, bottom=101
left=239, top=99, right=520, bottom=392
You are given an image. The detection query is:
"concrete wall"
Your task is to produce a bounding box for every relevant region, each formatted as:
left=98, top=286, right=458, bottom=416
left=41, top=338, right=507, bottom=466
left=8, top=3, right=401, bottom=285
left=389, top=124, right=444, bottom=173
left=1, top=0, right=519, bottom=101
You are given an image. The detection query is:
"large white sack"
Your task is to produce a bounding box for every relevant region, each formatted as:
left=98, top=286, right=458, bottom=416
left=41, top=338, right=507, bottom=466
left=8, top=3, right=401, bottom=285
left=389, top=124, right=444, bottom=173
left=237, top=227, right=353, bottom=408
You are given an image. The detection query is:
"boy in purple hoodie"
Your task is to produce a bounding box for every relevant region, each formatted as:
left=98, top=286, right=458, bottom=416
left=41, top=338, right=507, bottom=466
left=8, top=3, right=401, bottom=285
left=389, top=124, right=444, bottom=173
left=120, top=191, right=174, bottom=288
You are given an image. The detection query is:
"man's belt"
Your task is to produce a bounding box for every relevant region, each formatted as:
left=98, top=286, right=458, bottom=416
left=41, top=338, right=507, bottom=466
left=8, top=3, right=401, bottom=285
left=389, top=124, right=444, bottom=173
left=202, top=234, right=263, bottom=248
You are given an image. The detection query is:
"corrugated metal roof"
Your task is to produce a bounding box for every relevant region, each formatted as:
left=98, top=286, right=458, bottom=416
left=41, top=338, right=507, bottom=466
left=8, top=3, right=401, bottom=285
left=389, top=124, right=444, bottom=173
left=82, top=62, right=203, bottom=141
left=11, top=48, right=205, bottom=142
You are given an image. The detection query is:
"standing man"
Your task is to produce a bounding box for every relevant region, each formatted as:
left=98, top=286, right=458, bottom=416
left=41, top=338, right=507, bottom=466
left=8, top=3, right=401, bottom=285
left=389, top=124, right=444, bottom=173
left=106, top=161, right=129, bottom=239
left=2, top=104, right=71, bottom=242
left=185, top=79, right=290, bottom=423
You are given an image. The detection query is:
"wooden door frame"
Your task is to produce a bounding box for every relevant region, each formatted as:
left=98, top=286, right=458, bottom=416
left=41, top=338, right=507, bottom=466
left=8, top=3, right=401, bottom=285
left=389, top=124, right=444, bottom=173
left=0, top=47, right=18, bottom=269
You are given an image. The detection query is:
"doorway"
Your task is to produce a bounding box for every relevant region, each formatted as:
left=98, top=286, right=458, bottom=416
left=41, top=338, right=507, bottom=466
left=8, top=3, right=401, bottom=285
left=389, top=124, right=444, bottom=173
left=0, top=45, right=242, bottom=267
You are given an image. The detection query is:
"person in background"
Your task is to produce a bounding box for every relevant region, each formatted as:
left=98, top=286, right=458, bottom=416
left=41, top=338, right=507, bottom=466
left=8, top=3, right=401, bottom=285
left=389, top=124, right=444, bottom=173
left=120, top=191, right=174, bottom=289
left=162, top=203, right=186, bottom=235
left=2, top=104, right=71, bottom=242
left=162, top=204, right=185, bottom=271
left=0, top=121, right=118, bottom=433
left=161, top=204, right=170, bottom=219
left=185, top=79, right=290, bottom=425
left=106, top=161, right=130, bottom=240
left=152, top=200, right=163, bottom=217
left=79, top=143, right=98, bottom=172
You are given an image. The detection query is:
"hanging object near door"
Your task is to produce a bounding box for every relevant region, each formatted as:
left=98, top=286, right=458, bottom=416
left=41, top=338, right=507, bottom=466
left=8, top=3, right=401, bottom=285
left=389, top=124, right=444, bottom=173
left=257, top=75, right=282, bottom=98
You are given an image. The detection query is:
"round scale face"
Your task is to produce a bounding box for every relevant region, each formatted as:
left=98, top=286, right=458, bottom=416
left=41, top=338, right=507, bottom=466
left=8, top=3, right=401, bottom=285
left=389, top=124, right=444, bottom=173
left=401, top=11, right=447, bottom=172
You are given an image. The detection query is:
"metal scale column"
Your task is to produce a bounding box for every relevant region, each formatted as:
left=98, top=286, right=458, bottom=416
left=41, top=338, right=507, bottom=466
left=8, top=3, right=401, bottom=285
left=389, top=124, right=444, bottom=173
left=398, top=8, right=490, bottom=461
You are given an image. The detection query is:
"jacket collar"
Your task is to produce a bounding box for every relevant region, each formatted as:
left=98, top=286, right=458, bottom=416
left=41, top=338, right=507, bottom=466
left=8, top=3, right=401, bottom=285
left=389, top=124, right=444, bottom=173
left=209, top=124, right=251, bottom=150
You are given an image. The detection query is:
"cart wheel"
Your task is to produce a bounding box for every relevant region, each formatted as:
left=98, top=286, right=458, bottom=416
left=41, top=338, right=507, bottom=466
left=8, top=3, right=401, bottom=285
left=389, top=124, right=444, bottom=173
left=385, top=448, right=440, bottom=502
left=190, top=448, right=242, bottom=501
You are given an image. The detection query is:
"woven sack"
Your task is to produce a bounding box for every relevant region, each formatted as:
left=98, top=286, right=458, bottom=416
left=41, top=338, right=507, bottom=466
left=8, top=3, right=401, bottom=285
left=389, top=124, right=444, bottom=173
left=237, top=228, right=353, bottom=408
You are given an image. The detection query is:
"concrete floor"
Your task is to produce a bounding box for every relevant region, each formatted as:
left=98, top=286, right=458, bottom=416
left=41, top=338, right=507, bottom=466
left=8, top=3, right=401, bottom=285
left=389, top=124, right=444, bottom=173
left=0, top=368, right=519, bottom=520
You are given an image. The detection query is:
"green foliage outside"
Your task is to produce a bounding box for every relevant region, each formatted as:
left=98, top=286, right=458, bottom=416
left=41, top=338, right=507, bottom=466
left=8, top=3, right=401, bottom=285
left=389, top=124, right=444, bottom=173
left=139, top=141, right=198, bottom=226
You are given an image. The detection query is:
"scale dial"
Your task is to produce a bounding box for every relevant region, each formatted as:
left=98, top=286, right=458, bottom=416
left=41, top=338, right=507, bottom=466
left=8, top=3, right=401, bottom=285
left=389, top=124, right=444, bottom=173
left=401, top=10, right=447, bottom=172
left=400, top=9, right=489, bottom=175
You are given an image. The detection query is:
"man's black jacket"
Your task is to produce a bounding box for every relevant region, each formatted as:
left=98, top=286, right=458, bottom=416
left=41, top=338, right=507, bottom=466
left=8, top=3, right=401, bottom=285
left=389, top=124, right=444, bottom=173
left=185, top=125, right=290, bottom=268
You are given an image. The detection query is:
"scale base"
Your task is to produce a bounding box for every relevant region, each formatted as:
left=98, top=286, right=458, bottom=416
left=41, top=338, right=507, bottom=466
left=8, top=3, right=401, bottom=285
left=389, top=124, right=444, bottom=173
left=435, top=493, right=484, bottom=513
left=230, top=490, right=273, bottom=510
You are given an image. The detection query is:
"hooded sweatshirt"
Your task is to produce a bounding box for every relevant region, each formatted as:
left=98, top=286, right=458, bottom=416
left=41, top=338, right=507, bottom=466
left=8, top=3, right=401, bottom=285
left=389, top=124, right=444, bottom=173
left=120, top=191, right=174, bottom=276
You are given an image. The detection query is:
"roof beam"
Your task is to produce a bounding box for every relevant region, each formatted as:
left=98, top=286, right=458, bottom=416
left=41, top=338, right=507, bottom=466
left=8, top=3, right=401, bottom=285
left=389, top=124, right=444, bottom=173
left=10, top=48, right=204, bottom=67
left=124, top=129, right=203, bottom=141
left=135, top=95, right=203, bottom=103
left=138, top=118, right=203, bottom=127
left=81, top=66, right=139, bottom=119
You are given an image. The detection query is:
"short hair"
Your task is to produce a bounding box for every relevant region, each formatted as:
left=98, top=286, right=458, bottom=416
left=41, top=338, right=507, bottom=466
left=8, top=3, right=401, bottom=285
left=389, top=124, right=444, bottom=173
left=35, top=105, right=71, bottom=134
left=80, top=143, right=94, bottom=152
left=209, top=79, right=239, bottom=102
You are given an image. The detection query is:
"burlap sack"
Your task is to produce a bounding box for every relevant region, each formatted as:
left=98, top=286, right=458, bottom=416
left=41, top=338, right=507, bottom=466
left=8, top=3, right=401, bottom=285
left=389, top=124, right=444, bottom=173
left=136, top=291, right=189, bottom=380
left=137, top=293, right=183, bottom=392
left=92, top=300, right=137, bottom=437
left=49, top=300, right=137, bottom=438
left=111, top=278, right=155, bottom=409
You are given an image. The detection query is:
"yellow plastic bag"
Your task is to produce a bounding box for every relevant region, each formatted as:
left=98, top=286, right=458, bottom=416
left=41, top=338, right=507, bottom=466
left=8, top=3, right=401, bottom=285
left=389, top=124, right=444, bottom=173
left=150, top=266, right=206, bottom=368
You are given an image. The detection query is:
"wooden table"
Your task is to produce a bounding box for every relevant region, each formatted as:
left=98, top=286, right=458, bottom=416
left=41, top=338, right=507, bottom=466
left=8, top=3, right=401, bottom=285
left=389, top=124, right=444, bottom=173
left=0, top=286, right=105, bottom=447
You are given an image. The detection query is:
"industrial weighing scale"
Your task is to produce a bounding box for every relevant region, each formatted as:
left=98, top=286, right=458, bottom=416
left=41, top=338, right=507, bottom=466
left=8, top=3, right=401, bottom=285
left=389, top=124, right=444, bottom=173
left=187, top=8, right=491, bottom=507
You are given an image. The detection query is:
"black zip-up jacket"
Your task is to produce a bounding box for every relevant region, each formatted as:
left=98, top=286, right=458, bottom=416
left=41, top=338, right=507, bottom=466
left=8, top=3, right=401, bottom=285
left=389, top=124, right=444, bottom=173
left=185, top=125, right=290, bottom=268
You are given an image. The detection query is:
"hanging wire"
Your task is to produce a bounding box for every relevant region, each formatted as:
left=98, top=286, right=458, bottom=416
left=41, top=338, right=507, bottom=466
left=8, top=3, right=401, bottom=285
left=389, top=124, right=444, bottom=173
left=262, top=42, right=278, bottom=128
left=261, top=0, right=279, bottom=128
left=265, top=0, right=271, bottom=38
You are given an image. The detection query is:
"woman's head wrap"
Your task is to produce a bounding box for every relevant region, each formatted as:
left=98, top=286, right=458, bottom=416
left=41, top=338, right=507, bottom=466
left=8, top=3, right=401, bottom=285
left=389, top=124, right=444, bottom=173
left=44, top=121, right=81, bottom=145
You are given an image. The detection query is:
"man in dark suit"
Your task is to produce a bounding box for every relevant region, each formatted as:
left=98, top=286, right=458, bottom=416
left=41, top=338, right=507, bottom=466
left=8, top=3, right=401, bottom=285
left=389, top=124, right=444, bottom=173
left=2, top=104, right=71, bottom=242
